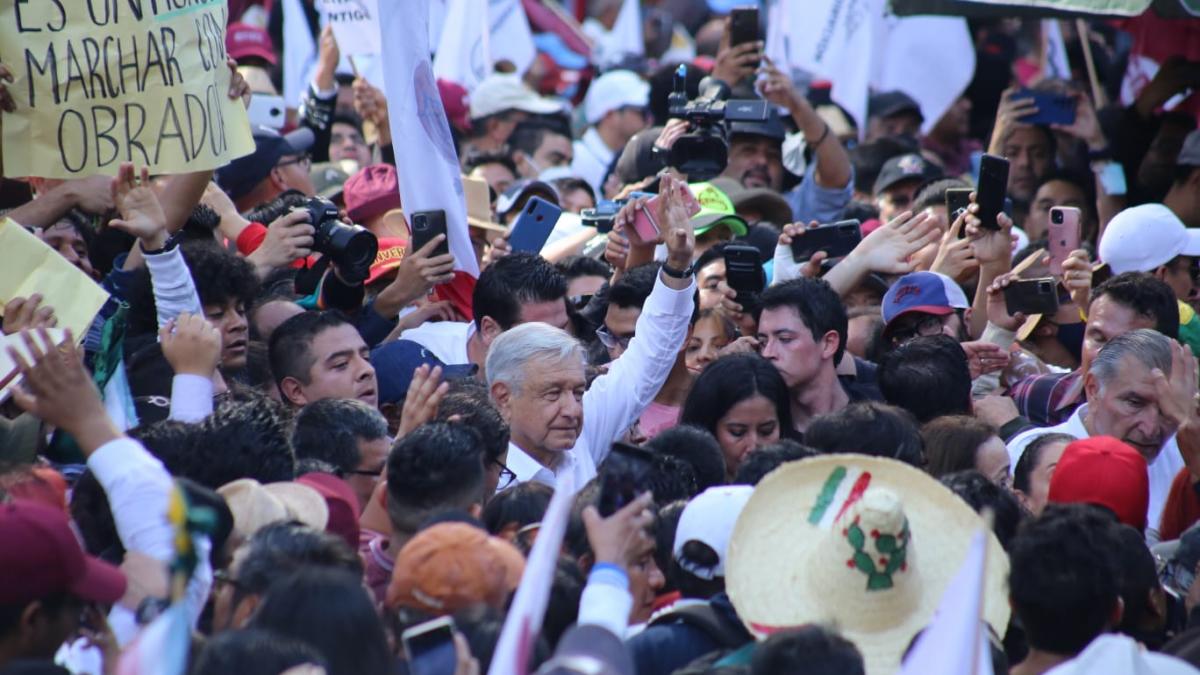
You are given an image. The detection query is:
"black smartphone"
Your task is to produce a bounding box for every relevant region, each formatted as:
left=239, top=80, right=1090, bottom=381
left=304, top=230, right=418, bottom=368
left=789, top=220, right=862, bottom=262
left=1011, top=89, right=1077, bottom=127
left=598, top=442, right=656, bottom=517
left=410, top=209, right=450, bottom=258
left=724, top=244, right=766, bottom=310
left=403, top=616, right=457, bottom=675
left=976, top=154, right=1010, bottom=231
left=1004, top=277, right=1060, bottom=316
left=729, top=7, right=760, bottom=67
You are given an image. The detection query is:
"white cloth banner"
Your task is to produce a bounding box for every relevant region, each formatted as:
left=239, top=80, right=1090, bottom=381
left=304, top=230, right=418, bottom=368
left=433, top=0, right=537, bottom=92
left=320, top=0, right=381, bottom=57
left=779, top=0, right=973, bottom=138
left=282, top=0, right=319, bottom=107
left=1042, top=19, right=1071, bottom=81
left=379, top=0, right=480, bottom=276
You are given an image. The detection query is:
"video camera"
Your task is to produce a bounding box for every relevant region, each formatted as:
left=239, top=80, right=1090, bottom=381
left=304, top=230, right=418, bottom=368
left=666, top=64, right=769, bottom=181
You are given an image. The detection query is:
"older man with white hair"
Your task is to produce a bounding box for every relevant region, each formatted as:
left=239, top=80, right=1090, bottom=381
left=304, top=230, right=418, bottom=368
left=486, top=177, right=698, bottom=489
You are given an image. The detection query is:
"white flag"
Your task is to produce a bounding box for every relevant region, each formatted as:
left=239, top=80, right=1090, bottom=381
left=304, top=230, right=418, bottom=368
left=434, top=0, right=536, bottom=92
left=873, top=14, right=976, bottom=135
left=899, top=530, right=993, bottom=675
left=378, top=0, right=480, bottom=276
left=1043, top=19, right=1071, bottom=81
left=591, top=0, right=643, bottom=67
left=282, top=0, right=319, bottom=107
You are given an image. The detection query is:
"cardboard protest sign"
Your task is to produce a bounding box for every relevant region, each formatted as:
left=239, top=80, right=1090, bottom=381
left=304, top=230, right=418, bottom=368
left=0, top=218, right=108, bottom=343
left=0, top=0, right=254, bottom=179
left=320, top=0, right=381, bottom=57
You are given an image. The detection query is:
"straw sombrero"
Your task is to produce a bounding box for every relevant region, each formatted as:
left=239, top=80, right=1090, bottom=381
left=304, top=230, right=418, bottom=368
left=726, top=455, right=1010, bottom=675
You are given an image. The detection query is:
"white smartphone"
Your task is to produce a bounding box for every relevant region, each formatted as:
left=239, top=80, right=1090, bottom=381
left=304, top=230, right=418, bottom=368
left=248, top=94, right=286, bottom=129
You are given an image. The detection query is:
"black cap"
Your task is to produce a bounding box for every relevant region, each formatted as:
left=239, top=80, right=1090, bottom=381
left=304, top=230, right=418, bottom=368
left=873, top=153, right=942, bottom=195
left=727, top=107, right=786, bottom=142
left=215, top=125, right=314, bottom=200
left=868, top=90, right=923, bottom=122
left=370, top=340, right=477, bottom=405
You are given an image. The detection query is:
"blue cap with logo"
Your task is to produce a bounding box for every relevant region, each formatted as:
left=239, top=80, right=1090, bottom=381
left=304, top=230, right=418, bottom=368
left=881, top=271, right=969, bottom=330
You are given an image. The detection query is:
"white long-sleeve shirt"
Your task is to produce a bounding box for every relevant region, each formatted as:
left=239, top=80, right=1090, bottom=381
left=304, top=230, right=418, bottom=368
left=507, top=275, right=695, bottom=491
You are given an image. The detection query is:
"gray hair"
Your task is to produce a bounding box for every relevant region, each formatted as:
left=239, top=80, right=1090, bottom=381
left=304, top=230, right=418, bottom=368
left=1089, top=328, right=1172, bottom=389
left=486, top=323, right=585, bottom=395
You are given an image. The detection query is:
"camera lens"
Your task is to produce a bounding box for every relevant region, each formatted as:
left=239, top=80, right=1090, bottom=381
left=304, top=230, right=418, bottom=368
left=1051, top=210, right=1062, bottom=224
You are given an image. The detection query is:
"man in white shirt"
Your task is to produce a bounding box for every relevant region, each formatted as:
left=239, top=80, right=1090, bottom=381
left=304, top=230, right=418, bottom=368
left=572, top=70, right=651, bottom=196
left=399, top=252, right=569, bottom=376
left=485, top=177, right=698, bottom=490
left=1007, top=329, right=1199, bottom=538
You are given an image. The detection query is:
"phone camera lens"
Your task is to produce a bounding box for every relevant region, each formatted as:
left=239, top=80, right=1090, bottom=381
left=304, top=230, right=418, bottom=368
left=1051, top=211, right=1062, bottom=224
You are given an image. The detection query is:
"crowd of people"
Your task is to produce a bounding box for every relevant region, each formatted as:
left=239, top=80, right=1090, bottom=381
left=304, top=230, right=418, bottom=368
left=3, top=1, right=1200, bottom=674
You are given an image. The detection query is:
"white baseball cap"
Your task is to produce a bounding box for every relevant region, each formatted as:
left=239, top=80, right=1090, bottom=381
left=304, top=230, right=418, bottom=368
left=672, top=486, right=754, bottom=580
left=584, top=70, right=650, bottom=125
left=1099, top=204, right=1200, bottom=274
left=469, top=73, right=562, bottom=119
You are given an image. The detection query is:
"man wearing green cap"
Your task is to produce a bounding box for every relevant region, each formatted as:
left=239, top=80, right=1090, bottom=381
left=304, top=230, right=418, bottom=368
left=689, top=181, right=749, bottom=257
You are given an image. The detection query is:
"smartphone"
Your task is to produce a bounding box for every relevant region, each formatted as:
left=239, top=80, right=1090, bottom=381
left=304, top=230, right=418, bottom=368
left=248, top=94, right=286, bottom=129
left=581, top=201, right=622, bottom=233
left=945, top=188, right=973, bottom=238
left=410, top=209, right=450, bottom=258
left=507, top=197, right=562, bottom=253
left=1047, top=206, right=1082, bottom=277
left=598, top=442, right=656, bottom=517
left=724, top=244, right=766, bottom=310
left=729, top=7, right=761, bottom=68
left=976, top=154, right=1010, bottom=231
left=1011, top=89, right=1076, bottom=127
left=789, top=220, right=862, bottom=262
left=1004, top=277, right=1060, bottom=316
left=631, top=186, right=702, bottom=242
left=402, top=616, right=458, bottom=675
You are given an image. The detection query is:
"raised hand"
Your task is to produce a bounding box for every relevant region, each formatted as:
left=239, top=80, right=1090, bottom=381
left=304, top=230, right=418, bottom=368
left=712, top=17, right=762, bottom=85
left=856, top=210, right=940, bottom=275
left=961, top=341, right=1011, bottom=379
left=395, top=364, right=450, bottom=439
left=581, top=491, right=656, bottom=569
left=226, top=57, right=251, bottom=107
left=1060, top=249, right=1092, bottom=310
left=160, top=313, right=222, bottom=377
left=930, top=213, right=978, bottom=282
left=109, top=163, right=168, bottom=250
left=2, top=295, right=58, bottom=335
left=988, top=88, right=1039, bottom=156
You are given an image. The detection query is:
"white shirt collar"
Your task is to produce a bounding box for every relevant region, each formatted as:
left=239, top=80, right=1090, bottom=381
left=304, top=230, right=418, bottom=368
left=505, top=441, right=566, bottom=488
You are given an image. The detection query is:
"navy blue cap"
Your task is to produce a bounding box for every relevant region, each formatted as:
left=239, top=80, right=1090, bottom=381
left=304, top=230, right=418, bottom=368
left=370, top=340, right=477, bottom=405
left=215, top=125, right=314, bottom=200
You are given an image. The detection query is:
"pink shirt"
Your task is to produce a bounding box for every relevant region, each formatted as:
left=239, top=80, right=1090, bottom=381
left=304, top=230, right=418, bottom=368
left=639, top=402, right=681, bottom=441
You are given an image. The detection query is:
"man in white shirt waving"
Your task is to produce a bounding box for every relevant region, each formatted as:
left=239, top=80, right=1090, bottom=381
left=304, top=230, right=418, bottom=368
left=485, top=175, right=698, bottom=490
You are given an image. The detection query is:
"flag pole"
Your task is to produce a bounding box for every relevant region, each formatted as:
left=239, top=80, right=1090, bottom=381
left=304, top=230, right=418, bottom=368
left=1075, top=19, right=1106, bottom=109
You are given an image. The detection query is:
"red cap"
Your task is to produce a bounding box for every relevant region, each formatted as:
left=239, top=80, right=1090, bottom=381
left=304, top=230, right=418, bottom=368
left=1049, top=436, right=1150, bottom=530
left=0, top=500, right=127, bottom=605
left=344, top=164, right=402, bottom=225
left=366, top=237, right=408, bottom=286
left=297, top=473, right=361, bottom=551
left=226, top=23, right=277, bottom=66
left=437, top=79, right=471, bottom=133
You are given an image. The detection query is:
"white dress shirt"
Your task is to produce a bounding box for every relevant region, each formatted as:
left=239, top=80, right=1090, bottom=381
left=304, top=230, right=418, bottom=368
left=1007, top=404, right=1185, bottom=539
left=572, top=127, right=617, bottom=197
left=398, top=320, right=475, bottom=366
left=507, top=275, right=696, bottom=492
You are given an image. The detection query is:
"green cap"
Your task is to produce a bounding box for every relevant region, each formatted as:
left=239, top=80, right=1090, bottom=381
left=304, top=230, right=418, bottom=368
left=688, top=182, right=748, bottom=237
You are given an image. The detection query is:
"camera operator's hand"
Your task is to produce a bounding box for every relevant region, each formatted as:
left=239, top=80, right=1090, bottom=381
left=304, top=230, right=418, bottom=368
left=773, top=221, right=826, bottom=284
left=985, top=271, right=1030, bottom=333
left=159, top=313, right=222, bottom=378
left=987, top=88, right=1039, bottom=156
left=374, top=235, right=456, bottom=319
left=246, top=210, right=314, bottom=274
left=605, top=227, right=630, bottom=272
left=109, top=163, right=168, bottom=251
left=1052, top=92, right=1107, bottom=151
left=713, top=17, right=762, bottom=86
left=582, top=491, right=655, bottom=571
left=965, top=195, right=1016, bottom=272
left=653, top=119, right=689, bottom=152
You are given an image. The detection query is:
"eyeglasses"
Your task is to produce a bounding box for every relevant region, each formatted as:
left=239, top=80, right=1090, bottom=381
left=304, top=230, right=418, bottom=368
left=596, top=325, right=632, bottom=351
left=890, top=312, right=959, bottom=344
left=494, top=460, right=517, bottom=491
left=277, top=154, right=312, bottom=169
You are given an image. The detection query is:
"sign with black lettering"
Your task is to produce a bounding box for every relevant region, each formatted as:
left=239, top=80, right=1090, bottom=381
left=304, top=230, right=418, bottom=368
left=320, top=0, right=380, bottom=57
left=1, top=0, right=254, bottom=178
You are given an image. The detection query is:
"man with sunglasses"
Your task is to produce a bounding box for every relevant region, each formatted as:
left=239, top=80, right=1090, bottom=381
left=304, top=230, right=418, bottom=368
left=215, top=125, right=317, bottom=212
left=880, top=271, right=971, bottom=351
left=572, top=70, right=651, bottom=196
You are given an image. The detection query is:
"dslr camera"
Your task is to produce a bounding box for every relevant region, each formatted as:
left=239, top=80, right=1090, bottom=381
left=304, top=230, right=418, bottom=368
left=294, top=197, right=379, bottom=285
left=666, top=64, right=769, bottom=181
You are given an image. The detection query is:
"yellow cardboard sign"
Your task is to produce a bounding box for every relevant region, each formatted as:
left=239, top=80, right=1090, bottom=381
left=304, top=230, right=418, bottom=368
left=0, top=218, right=109, bottom=341
left=0, top=0, right=254, bottom=178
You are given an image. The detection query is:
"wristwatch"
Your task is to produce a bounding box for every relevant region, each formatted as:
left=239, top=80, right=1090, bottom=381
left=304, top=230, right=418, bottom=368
left=661, top=261, right=694, bottom=279
left=140, top=233, right=180, bottom=256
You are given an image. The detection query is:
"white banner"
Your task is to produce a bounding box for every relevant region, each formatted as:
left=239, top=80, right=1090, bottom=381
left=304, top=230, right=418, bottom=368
left=874, top=14, right=976, bottom=136
left=379, top=0, right=479, bottom=276
left=591, top=0, right=643, bottom=68
left=1042, top=19, right=1071, bottom=81
left=282, top=0, right=318, bottom=107
left=320, top=0, right=381, bottom=57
